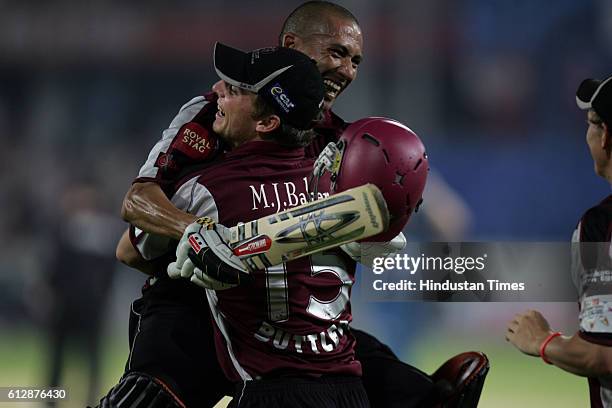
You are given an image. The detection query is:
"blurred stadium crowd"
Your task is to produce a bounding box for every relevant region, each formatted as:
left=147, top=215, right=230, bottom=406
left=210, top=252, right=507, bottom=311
left=1, top=0, right=612, bottom=405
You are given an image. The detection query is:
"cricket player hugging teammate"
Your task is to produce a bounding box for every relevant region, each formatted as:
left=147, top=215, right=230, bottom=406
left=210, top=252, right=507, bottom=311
left=181, top=116, right=430, bottom=289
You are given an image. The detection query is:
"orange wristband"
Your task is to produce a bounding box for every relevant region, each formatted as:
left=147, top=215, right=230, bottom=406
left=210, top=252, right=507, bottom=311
left=539, top=332, right=561, bottom=365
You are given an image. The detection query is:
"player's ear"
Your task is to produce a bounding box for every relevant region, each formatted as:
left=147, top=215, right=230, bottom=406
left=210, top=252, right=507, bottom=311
left=255, top=115, right=281, bottom=134
left=281, top=32, right=299, bottom=49
left=602, top=122, right=611, bottom=155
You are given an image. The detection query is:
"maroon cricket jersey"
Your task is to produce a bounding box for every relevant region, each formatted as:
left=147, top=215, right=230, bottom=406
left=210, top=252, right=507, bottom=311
left=131, top=95, right=345, bottom=261
left=137, top=140, right=361, bottom=382
left=135, top=93, right=224, bottom=193
left=571, top=195, right=612, bottom=407
left=133, top=97, right=358, bottom=380
left=132, top=98, right=348, bottom=265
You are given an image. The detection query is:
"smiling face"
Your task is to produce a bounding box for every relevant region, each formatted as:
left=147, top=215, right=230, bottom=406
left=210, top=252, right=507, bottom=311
left=284, top=15, right=363, bottom=111
left=211, top=80, right=260, bottom=147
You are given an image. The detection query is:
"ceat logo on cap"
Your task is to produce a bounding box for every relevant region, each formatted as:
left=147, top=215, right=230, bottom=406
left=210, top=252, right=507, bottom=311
left=270, top=83, right=295, bottom=112
left=233, top=235, right=272, bottom=257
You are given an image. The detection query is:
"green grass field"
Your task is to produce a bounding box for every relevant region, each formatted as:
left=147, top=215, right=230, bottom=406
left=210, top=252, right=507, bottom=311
left=0, top=327, right=128, bottom=408
left=0, top=327, right=589, bottom=407
left=410, top=334, right=588, bottom=408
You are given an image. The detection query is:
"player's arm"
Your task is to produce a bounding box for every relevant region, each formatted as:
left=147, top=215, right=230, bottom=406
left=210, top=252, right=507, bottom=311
left=506, top=309, right=612, bottom=378
left=115, top=228, right=157, bottom=275
left=544, top=332, right=612, bottom=377
left=121, top=94, right=220, bottom=241
left=121, top=182, right=197, bottom=241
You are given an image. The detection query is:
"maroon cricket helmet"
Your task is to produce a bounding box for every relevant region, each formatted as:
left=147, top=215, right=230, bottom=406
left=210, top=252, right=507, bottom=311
left=331, top=117, right=429, bottom=241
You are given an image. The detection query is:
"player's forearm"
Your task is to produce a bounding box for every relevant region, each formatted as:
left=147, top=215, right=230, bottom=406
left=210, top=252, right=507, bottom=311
left=121, top=182, right=197, bottom=240
left=116, top=229, right=156, bottom=275
left=544, top=333, right=612, bottom=378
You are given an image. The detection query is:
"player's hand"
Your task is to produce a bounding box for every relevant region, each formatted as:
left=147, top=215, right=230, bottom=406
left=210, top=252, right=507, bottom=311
left=505, top=310, right=553, bottom=356
left=167, top=222, right=201, bottom=279
left=187, top=221, right=251, bottom=285
left=341, top=232, right=407, bottom=263
left=167, top=218, right=251, bottom=290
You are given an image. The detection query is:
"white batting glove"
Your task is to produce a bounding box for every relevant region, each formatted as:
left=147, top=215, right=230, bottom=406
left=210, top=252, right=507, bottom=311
left=167, top=217, right=249, bottom=290
left=340, top=232, right=407, bottom=263
left=189, top=268, right=238, bottom=291
left=167, top=222, right=201, bottom=279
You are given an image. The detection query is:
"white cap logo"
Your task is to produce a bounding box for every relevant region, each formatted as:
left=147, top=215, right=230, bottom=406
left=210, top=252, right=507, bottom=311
left=270, top=84, right=295, bottom=113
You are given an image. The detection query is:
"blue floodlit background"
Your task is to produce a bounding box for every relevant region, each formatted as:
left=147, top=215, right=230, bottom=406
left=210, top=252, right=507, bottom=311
left=1, top=1, right=611, bottom=406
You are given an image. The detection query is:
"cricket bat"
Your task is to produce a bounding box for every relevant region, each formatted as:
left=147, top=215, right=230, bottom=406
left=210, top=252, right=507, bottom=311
left=227, top=183, right=389, bottom=271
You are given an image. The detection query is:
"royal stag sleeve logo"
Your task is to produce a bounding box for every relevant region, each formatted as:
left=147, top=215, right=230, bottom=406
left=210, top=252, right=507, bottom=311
left=169, top=122, right=218, bottom=160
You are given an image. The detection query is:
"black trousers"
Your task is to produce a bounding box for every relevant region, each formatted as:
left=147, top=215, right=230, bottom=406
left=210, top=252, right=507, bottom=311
left=353, top=329, right=434, bottom=408
left=125, top=280, right=433, bottom=408
left=126, top=282, right=233, bottom=408
left=229, top=376, right=369, bottom=408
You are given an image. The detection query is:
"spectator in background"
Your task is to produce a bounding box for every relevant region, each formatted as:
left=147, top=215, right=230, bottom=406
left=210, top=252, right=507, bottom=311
left=44, top=181, right=122, bottom=406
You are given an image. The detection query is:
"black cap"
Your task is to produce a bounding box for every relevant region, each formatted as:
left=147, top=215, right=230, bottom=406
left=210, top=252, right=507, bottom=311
left=576, top=75, right=612, bottom=124
left=213, top=42, right=325, bottom=129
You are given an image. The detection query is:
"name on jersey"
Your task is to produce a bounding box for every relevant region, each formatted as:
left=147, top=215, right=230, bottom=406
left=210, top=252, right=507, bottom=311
left=250, top=177, right=329, bottom=213
left=254, top=320, right=348, bottom=354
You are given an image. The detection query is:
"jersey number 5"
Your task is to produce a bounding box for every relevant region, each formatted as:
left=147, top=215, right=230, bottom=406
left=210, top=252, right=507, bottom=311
left=265, top=253, right=352, bottom=322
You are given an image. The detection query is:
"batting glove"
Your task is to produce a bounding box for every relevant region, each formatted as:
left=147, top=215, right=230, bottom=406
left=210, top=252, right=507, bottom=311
left=167, top=217, right=251, bottom=290
left=340, top=231, right=407, bottom=263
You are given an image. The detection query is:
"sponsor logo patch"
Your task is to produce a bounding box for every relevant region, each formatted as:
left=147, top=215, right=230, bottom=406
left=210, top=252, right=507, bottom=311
left=251, top=47, right=277, bottom=63
left=169, top=122, right=217, bottom=159
left=154, top=152, right=178, bottom=172
left=188, top=234, right=205, bottom=254
left=270, top=83, right=295, bottom=113
left=233, top=235, right=272, bottom=257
